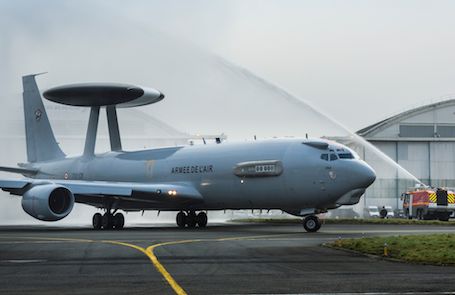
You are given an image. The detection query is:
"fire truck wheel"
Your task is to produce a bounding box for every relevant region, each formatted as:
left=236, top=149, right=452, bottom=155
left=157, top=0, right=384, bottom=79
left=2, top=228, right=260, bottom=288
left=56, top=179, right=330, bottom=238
left=438, top=213, right=450, bottom=222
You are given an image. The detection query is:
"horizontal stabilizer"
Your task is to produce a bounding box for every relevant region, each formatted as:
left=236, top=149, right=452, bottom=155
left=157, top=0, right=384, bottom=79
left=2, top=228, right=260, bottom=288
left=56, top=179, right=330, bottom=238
left=0, top=166, right=38, bottom=176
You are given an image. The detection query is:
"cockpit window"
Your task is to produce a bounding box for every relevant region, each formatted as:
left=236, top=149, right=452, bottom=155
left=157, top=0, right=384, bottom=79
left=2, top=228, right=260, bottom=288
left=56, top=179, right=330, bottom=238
left=338, top=152, right=354, bottom=159
left=322, top=153, right=338, bottom=161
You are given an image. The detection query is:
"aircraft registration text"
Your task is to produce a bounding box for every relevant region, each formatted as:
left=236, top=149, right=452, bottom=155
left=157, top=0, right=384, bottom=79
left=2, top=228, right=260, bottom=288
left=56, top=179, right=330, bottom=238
left=171, top=165, right=214, bottom=174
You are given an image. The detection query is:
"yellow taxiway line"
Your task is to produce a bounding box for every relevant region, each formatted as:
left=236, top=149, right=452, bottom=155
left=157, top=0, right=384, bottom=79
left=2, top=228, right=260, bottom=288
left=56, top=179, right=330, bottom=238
left=104, top=240, right=193, bottom=295
left=14, top=233, right=297, bottom=295
left=110, top=236, right=288, bottom=295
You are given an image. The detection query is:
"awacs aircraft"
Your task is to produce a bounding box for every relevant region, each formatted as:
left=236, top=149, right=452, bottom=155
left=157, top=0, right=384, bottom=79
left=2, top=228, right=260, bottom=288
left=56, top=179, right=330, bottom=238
left=0, top=74, right=376, bottom=232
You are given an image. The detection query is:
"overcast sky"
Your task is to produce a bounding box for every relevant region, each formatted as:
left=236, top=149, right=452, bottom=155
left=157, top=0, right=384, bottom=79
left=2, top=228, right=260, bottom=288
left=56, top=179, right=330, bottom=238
left=1, top=0, right=455, bottom=132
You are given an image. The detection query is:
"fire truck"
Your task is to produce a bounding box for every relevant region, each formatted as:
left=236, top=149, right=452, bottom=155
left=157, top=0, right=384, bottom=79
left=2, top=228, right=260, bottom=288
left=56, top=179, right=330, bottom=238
left=402, top=188, right=455, bottom=221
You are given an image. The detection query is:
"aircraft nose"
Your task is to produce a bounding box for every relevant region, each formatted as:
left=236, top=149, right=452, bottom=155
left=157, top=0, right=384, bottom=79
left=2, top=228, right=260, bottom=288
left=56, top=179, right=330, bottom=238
left=356, top=161, right=376, bottom=188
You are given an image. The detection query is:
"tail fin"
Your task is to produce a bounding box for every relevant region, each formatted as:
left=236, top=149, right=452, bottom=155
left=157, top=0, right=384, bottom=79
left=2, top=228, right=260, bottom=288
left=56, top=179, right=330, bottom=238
left=22, top=74, right=65, bottom=162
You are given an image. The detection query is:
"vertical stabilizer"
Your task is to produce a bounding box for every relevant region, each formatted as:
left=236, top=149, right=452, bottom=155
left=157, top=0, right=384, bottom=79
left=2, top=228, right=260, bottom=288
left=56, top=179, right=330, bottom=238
left=23, top=74, right=65, bottom=162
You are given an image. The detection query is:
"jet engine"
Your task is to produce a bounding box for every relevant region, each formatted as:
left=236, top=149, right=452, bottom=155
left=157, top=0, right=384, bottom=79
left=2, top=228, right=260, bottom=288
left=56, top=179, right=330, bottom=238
left=21, top=184, right=74, bottom=221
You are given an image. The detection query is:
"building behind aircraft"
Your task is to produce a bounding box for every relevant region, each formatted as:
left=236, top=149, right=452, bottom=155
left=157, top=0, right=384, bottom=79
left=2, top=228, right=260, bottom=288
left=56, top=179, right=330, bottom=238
left=329, top=99, right=455, bottom=218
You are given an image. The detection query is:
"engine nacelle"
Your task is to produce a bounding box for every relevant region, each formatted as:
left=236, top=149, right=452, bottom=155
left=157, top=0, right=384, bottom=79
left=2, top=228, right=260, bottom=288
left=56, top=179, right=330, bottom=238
left=21, top=184, right=74, bottom=221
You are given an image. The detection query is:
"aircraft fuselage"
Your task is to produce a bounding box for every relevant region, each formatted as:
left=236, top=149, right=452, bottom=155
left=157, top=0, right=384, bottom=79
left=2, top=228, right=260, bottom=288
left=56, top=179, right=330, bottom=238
left=31, top=138, right=375, bottom=214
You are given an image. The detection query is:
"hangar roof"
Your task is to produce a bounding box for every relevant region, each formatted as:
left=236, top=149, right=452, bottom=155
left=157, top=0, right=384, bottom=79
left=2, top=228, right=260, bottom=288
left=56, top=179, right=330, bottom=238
left=357, top=99, right=455, bottom=138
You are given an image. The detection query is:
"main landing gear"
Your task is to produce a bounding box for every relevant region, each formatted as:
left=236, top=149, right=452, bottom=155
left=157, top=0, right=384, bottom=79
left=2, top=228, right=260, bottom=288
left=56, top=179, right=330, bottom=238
left=302, top=215, right=321, bottom=232
left=176, top=211, right=208, bottom=228
left=92, top=211, right=125, bottom=230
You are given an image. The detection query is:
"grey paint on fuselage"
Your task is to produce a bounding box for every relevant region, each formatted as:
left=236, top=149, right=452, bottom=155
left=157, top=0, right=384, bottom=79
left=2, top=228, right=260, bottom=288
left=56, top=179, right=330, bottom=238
left=30, top=138, right=375, bottom=212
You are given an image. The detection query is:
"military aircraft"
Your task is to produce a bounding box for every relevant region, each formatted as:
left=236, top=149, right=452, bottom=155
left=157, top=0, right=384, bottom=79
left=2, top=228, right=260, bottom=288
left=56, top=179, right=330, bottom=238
left=0, top=74, right=376, bottom=232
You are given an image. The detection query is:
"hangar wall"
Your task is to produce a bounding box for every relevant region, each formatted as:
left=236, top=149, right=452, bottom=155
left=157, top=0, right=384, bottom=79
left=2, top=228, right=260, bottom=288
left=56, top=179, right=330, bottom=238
left=355, top=99, right=455, bottom=213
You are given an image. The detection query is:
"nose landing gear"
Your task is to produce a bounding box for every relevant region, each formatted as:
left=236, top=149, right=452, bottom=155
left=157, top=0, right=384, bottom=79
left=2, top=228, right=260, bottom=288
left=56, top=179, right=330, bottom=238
left=176, top=211, right=208, bottom=228
left=302, top=215, right=321, bottom=232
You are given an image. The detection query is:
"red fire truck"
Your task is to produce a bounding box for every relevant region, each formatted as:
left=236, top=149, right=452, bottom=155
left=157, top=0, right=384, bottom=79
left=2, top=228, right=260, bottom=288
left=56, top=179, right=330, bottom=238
left=402, top=188, right=455, bottom=221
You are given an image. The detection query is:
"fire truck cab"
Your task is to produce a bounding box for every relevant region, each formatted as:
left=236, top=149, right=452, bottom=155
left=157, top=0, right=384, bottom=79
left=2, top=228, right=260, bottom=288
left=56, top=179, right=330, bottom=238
left=402, top=188, right=455, bottom=221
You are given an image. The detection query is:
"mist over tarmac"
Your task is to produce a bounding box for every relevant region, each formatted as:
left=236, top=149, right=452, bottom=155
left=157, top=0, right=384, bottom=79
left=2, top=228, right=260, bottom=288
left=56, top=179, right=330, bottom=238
left=1, top=1, right=454, bottom=225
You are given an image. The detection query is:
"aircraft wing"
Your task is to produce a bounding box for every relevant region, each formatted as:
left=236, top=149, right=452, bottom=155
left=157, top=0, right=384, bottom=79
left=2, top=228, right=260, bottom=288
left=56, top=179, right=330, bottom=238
left=0, top=178, right=203, bottom=209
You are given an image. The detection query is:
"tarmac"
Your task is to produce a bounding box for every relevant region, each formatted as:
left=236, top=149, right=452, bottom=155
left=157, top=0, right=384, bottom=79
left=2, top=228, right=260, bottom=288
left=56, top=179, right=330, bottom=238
left=1, top=222, right=455, bottom=295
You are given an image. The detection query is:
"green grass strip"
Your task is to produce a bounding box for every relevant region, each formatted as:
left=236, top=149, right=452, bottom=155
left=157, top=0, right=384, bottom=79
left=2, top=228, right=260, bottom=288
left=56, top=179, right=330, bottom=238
left=330, top=234, right=455, bottom=265
left=232, top=218, right=455, bottom=226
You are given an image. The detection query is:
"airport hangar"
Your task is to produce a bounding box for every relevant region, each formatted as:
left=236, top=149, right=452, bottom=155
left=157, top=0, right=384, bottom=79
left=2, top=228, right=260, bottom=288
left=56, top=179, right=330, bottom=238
left=339, top=99, right=455, bottom=216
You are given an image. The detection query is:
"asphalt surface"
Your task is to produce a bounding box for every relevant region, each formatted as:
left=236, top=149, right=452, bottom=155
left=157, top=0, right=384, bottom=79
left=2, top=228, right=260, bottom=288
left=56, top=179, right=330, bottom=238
left=1, top=222, right=455, bottom=295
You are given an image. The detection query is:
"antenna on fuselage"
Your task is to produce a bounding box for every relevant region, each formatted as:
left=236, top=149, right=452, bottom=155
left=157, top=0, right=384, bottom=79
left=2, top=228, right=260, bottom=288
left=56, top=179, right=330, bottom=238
left=42, top=83, right=164, bottom=157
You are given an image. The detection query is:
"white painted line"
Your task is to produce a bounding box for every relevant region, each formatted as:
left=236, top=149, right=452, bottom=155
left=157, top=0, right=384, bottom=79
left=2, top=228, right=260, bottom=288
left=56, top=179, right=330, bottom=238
left=2, top=259, right=46, bottom=263
left=244, top=292, right=455, bottom=295
left=323, top=229, right=455, bottom=234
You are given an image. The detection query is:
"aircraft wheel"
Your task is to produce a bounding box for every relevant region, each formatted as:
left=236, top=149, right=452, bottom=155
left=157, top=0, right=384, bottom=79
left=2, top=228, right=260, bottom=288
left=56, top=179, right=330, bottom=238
left=114, top=213, right=125, bottom=229
left=303, top=215, right=321, bottom=232
left=176, top=211, right=187, bottom=228
left=196, top=212, right=208, bottom=228
left=92, top=213, right=102, bottom=230
left=187, top=211, right=197, bottom=228
left=102, top=213, right=114, bottom=230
